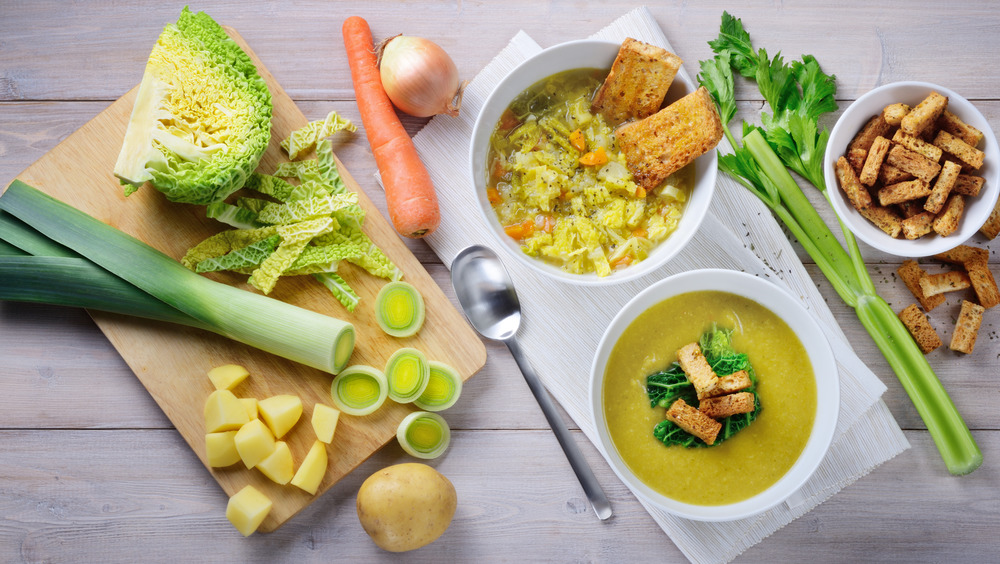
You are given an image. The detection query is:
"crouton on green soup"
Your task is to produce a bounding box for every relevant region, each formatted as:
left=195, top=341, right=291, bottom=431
left=602, top=291, right=817, bottom=506
left=485, top=68, right=691, bottom=277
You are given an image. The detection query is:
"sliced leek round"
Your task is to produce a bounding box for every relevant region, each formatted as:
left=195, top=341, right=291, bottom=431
left=330, top=365, right=388, bottom=416
left=374, top=281, right=425, bottom=338
left=396, top=411, right=451, bottom=459
left=384, top=347, right=430, bottom=404
left=413, top=361, right=463, bottom=412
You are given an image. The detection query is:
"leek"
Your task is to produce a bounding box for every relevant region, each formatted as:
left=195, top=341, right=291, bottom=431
left=414, top=361, right=463, bottom=412
left=374, top=281, right=425, bottom=338
left=396, top=411, right=451, bottom=459
left=384, top=347, right=431, bottom=404
left=330, top=365, right=388, bottom=416
left=0, top=180, right=355, bottom=375
left=699, top=13, right=981, bottom=475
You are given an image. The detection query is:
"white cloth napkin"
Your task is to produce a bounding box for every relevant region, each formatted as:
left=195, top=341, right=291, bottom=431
left=404, top=7, right=911, bottom=563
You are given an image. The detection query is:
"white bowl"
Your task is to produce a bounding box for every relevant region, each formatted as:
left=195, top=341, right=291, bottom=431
left=589, top=269, right=839, bottom=521
left=824, top=81, right=1000, bottom=257
left=469, top=39, right=717, bottom=285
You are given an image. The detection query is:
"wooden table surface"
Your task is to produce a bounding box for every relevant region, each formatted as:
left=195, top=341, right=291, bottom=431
left=2, top=2, right=998, bottom=562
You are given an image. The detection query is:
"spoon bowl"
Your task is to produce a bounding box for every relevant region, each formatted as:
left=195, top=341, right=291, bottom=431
left=450, top=245, right=613, bottom=520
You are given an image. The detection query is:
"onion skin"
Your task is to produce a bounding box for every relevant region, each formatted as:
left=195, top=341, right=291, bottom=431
left=378, top=35, right=465, bottom=118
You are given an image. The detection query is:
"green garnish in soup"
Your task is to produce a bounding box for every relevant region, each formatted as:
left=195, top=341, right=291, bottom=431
left=646, top=325, right=761, bottom=448
left=603, top=290, right=816, bottom=506
left=486, top=68, right=691, bottom=276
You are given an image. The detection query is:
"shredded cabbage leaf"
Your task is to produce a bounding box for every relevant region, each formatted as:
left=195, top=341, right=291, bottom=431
left=281, top=111, right=357, bottom=160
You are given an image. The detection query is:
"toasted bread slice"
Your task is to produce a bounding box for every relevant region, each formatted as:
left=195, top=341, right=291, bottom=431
left=919, top=269, right=971, bottom=297
left=934, top=130, right=985, bottom=170
left=981, top=196, right=1000, bottom=240
left=709, top=370, right=753, bottom=397
left=950, top=300, right=985, bottom=354
left=665, top=399, right=721, bottom=445
left=848, top=114, right=892, bottom=155
left=860, top=204, right=903, bottom=238
left=676, top=342, right=718, bottom=400
left=836, top=155, right=873, bottom=210
left=592, top=38, right=683, bottom=124
left=886, top=144, right=942, bottom=183
left=937, top=110, right=984, bottom=147
left=931, top=194, right=965, bottom=237
left=615, top=86, right=723, bottom=192
left=898, top=259, right=946, bottom=311
left=699, top=392, right=756, bottom=419
left=898, top=303, right=942, bottom=354
left=901, top=91, right=948, bottom=136
left=901, top=211, right=936, bottom=239
left=933, top=244, right=989, bottom=265
left=878, top=179, right=932, bottom=206
left=925, top=161, right=961, bottom=214
left=952, top=174, right=985, bottom=197
left=859, top=136, right=891, bottom=187
left=882, top=103, right=911, bottom=126
left=965, top=258, right=1000, bottom=309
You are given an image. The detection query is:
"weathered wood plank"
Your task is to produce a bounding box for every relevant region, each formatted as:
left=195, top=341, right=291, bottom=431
left=2, top=1, right=999, bottom=102
left=0, top=428, right=994, bottom=563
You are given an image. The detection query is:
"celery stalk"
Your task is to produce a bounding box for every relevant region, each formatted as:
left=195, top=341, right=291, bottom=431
left=0, top=180, right=355, bottom=375
left=700, top=12, right=981, bottom=475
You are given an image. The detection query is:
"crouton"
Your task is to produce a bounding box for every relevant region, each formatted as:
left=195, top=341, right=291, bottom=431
left=878, top=179, right=932, bottom=206
left=713, top=370, right=753, bottom=396
left=882, top=103, right=911, bottom=126
left=919, top=269, right=971, bottom=297
left=665, top=399, right=722, bottom=445
left=931, top=193, right=965, bottom=236
left=675, top=342, right=718, bottom=400
left=615, top=86, right=723, bottom=192
left=980, top=196, right=1000, bottom=240
left=898, top=199, right=926, bottom=219
left=950, top=300, right=985, bottom=354
left=934, top=130, right=985, bottom=170
left=898, top=259, right=946, bottom=311
left=892, top=129, right=944, bottom=163
left=836, top=155, right=873, bottom=210
left=878, top=163, right=914, bottom=185
left=847, top=147, right=869, bottom=174
left=925, top=161, right=961, bottom=214
left=592, top=38, right=683, bottom=124
left=933, top=244, right=989, bottom=266
left=886, top=144, right=942, bottom=183
left=937, top=110, right=984, bottom=148
left=849, top=114, right=892, bottom=154
left=699, top=392, right=757, bottom=419
left=898, top=303, right=942, bottom=354
left=901, top=211, right=936, bottom=240
left=901, top=91, right=949, bottom=136
left=965, top=258, right=1000, bottom=309
left=859, top=136, right=891, bottom=186
left=860, top=204, right=903, bottom=238
left=951, top=174, right=985, bottom=197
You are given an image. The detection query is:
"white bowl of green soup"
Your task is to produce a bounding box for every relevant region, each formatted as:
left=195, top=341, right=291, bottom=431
left=590, top=269, right=839, bottom=521
left=469, top=39, right=718, bottom=285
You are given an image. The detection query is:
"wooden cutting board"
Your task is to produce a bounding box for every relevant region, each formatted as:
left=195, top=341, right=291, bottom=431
left=9, top=27, right=486, bottom=533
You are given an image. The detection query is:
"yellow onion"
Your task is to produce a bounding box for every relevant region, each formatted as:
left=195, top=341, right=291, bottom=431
left=377, top=35, right=466, bottom=118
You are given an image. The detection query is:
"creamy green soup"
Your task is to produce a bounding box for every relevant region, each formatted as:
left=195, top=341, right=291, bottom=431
left=602, top=290, right=817, bottom=506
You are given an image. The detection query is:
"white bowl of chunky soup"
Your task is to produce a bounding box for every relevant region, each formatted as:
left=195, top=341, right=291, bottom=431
left=590, top=269, right=839, bottom=521
left=469, top=39, right=718, bottom=285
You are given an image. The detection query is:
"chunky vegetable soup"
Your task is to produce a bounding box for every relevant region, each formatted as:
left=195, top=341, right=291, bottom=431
left=486, top=69, right=691, bottom=276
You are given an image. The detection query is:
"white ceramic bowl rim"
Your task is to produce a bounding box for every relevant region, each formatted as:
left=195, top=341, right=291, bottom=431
left=589, top=269, right=840, bottom=522
left=824, top=80, right=1000, bottom=257
left=468, top=39, right=718, bottom=286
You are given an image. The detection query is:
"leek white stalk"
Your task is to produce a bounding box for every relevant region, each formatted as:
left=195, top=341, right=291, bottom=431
left=0, top=181, right=354, bottom=374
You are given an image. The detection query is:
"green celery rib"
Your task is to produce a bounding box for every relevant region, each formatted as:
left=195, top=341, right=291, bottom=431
left=741, top=131, right=982, bottom=476
left=0, top=256, right=210, bottom=330
left=0, top=180, right=355, bottom=375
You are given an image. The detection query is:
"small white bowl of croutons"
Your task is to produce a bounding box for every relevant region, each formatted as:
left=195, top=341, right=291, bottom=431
left=825, top=81, right=999, bottom=257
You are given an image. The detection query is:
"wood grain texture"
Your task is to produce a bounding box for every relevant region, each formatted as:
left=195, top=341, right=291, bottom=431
left=2, top=1, right=999, bottom=561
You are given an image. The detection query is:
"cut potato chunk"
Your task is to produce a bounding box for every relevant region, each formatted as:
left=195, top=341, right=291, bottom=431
left=205, top=431, right=241, bottom=467
left=256, top=441, right=295, bottom=485
left=204, top=389, right=250, bottom=433
left=240, top=397, right=258, bottom=421
left=311, top=403, right=341, bottom=444
left=234, top=418, right=276, bottom=469
left=208, top=364, right=250, bottom=390
left=290, top=440, right=327, bottom=495
left=226, top=485, right=273, bottom=537
left=257, top=395, right=303, bottom=439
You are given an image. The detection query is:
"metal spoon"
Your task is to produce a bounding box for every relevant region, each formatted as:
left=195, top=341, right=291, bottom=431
left=451, top=245, right=613, bottom=520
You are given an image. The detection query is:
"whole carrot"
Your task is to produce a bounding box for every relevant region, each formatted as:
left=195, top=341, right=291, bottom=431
left=342, top=16, right=441, bottom=238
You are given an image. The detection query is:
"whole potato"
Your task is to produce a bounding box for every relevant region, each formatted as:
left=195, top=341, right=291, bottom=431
left=356, top=463, right=457, bottom=552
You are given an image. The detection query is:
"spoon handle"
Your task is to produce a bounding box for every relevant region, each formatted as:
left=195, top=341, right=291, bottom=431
left=505, top=338, right=613, bottom=520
